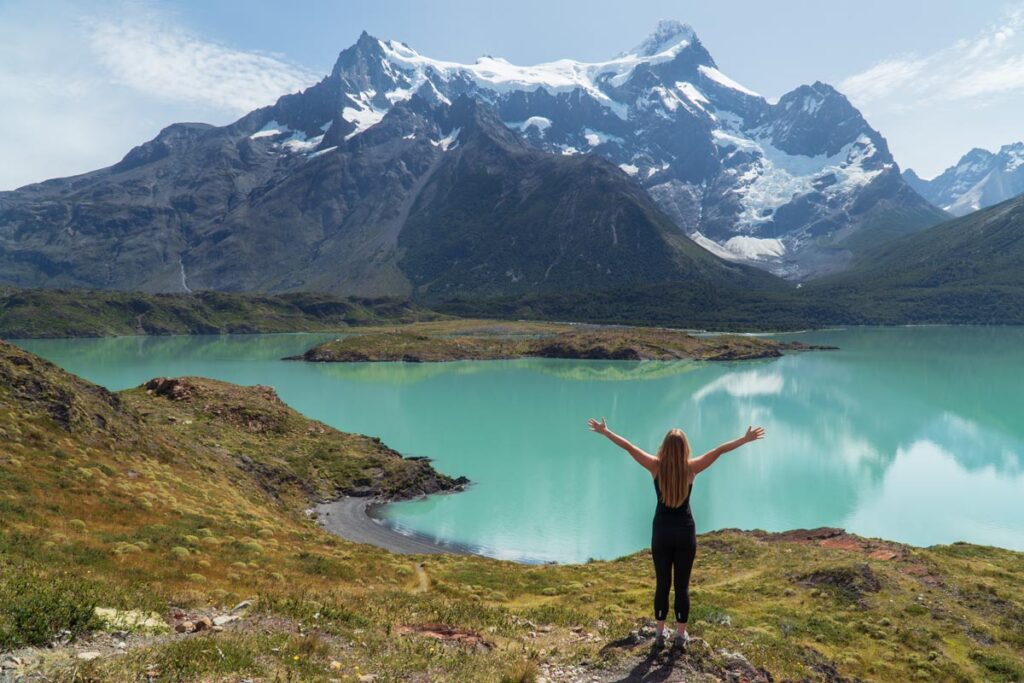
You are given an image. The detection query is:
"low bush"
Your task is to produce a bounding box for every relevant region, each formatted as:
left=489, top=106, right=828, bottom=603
left=0, top=572, right=101, bottom=649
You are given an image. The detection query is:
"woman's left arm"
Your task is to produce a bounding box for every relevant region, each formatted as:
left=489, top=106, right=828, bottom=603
left=689, top=426, right=765, bottom=475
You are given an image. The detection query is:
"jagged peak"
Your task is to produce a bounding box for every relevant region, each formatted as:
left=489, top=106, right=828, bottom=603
left=786, top=81, right=844, bottom=102
left=809, top=81, right=843, bottom=97
left=330, top=30, right=388, bottom=78
left=355, top=29, right=380, bottom=47
left=628, top=20, right=697, bottom=57
left=956, top=147, right=997, bottom=163
left=774, top=81, right=857, bottom=118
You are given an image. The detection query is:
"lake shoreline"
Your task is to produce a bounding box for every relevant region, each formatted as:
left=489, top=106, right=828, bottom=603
left=315, top=496, right=480, bottom=557
left=315, top=493, right=955, bottom=566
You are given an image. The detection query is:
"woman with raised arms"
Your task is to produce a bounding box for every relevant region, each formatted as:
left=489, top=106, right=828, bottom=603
left=587, top=417, right=765, bottom=650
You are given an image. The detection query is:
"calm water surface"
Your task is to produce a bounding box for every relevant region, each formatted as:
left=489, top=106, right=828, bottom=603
left=13, top=327, right=1024, bottom=563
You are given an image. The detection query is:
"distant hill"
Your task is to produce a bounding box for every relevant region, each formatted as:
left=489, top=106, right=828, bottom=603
left=809, top=193, right=1024, bottom=324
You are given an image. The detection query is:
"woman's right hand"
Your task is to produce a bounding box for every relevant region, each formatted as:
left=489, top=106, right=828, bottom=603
left=587, top=417, right=609, bottom=434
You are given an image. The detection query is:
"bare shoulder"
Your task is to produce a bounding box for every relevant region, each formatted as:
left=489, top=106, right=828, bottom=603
left=643, top=454, right=659, bottom=477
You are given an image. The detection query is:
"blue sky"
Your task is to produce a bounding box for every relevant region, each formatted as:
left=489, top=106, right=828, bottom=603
left=3, top=0, right=1024, bottom=188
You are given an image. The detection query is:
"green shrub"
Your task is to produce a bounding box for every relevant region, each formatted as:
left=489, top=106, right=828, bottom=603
left=0, top=573, right=101, bottom=649
left=113, top=543, right=142, bottom=555
left=970, top=650, right=1024, bottom=682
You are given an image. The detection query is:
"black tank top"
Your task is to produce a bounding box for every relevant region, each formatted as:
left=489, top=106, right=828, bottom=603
left=653, top=477, right=694, bottom=523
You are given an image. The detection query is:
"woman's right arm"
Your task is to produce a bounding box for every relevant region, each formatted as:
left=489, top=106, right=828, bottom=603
left=587, top=418, right=659, bottom=475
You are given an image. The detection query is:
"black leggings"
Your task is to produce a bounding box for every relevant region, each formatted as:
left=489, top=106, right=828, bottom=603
left=651, top=523, right=697, bottom=623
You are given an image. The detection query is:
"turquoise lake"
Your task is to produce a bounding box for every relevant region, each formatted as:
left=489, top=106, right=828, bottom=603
left=12, top=327, right=1024, bottom=564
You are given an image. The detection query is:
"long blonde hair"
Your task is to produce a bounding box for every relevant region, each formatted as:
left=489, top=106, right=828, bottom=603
left=655, top=428, right=692, bottom=507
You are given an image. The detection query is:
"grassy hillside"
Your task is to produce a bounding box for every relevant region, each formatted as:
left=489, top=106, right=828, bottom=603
left=0, top=288, right=441, bottom=339
left=1, top=340, right=1023, bottom=681
left=808, top=193, right=1024, bottom=324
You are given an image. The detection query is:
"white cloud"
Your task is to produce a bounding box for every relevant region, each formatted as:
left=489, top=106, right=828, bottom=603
left=87, top=14, right=320, bottom=114
left=0, top=1, right=320, bottom=190
left=838, top=58, right=928, bottom=106
left=839, top=3, right=1024, bottom=176
left=841, top=4, right=1024, bottom=108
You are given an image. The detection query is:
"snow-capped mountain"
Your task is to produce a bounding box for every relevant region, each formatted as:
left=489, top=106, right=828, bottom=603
left=904, top=143, right=1024, bottom=216
left=251, top=20, right=941, bottom=279
left=0, top=21, right=944, bottom=299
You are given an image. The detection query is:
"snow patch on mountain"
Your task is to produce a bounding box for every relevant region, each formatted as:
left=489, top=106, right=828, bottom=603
left=690, top=231, right=739, bottom=260
left=510, top=116, right=552, bottom=133
left=250, top=121, right=324, bottom=154
left=583, top=129, right=623, bottom=147
left=688, top=231, right=784, bottom=263
left=675, top=82, right=709, bottom=110
left=718, top=132, right=885, bottom=229
left=250, top=121, right=288, bottom=139
left=307, top=146, right=337, bottom=160
left=282, top=135, right=323, bottom=153
left=1006, top=145, right=1024, bottom=171
left=945, top=181, right=987, bottom=214
left=342, top=91, right=387, bottom=139
left=723, top=236, right=786, bottom=259
left=432, top=127, right=461, bottom=151
left=697, top=65, right=759, bottom=97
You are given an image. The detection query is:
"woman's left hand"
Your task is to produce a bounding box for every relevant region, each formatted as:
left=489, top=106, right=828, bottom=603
left=744, top=425, right=765, bottom=442
left=587, top=417, right=609, bottom=434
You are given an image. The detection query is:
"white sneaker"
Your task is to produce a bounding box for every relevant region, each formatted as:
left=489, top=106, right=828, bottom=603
left=654, top=628, right=669, bottom=648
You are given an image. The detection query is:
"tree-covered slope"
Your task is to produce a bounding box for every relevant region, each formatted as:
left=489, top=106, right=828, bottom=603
left=0, top=288, right=440, bottom=338
left=808, top=193, right=1024, bottom=324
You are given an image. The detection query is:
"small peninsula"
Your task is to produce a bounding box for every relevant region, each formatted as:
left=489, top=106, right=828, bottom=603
left=287, top=320, right=835, bottom=363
